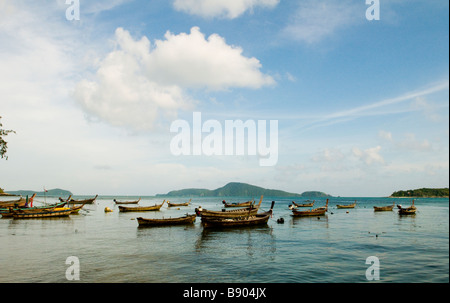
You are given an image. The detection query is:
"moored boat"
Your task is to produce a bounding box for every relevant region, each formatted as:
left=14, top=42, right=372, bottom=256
left=222, top=199, right=254, bottom=208
left=196, top=196, right=263, bottom=219
left=292, top=200, right=315, bottom=207
left=12, top=207, right=72, bottom=219
left=336, top=201, right=357, bottom=209
left=0, top=193, right=36, bottom=208
left=113, top=198, right=141, bottom=205
left=292, top=199, right=329, bottom=217
left=398, top=200, right=417, bottom=215
left=136, top=214, right=196, bottom=227
left=1, top=201, right=67, bottom=218
left=201, top=201, right=275, bottom=228
left=118, top=200, right=165, bottom=212
left=373, top=202, right=395, bottom=212
left=167, top=199, right=191, bottom=207
left=67, top=194, right=98, bottom=204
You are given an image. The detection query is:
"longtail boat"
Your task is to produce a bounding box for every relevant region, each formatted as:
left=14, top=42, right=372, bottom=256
left=136, top=214, right=196, bottom=227
left=398, top=200, right=417, bottom=215
left=0, top=193, right=36, bottom=208
left=336, top=201, right=357, bottom=209
left=374, top=202, right=395, bottom=212
left=292, top=200, right=315, bottom=207
left=67, top=194, right=98, bottom=205
left=58, top=195, right=72, bottom=203
left=1, top=201, right=67, bottom=218
left=222, top=199, right=254, bottom=208
left=292, top=199, right=329, bottom=217
left=118, top=200, right=165, bottom=212
left=12, top=207, right=72, bottom=219
left=167, top=199, right=191, bottom=207
left=201, top=201, right=275, bottom=228
left=113, top=198, right=141, bottom=205
left=196, top=196, right=263, bottom=219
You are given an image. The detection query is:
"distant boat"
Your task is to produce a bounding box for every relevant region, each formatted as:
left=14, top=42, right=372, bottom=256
left=336, top=201, right=357, bottom=209
left=292, top=200, right=315, bottom=207
left=373, top=202, right=395, bottom=212
left=136, top=214, right=196, bottom=227
left=398, top=200, right=417, bottom=215
left=292, top=199, right=329, bottom=217
left=118, top=200, right=165, bottom=212
left=201, top=201, right=275, bottom=228
left=196, top=196, right=263, bottom=219
left=114, top=198, right=141, bottom=205
left=222, top=199, right=254, bottom=208
left=167, top=199, right=191, bottom=207
left=60, top=194, right=98, bottom=205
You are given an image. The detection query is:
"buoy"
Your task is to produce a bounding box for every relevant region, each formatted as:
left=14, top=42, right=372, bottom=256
left=277, top=218, right=284, bottom=224
left=104, top=207, right=113, bottom=213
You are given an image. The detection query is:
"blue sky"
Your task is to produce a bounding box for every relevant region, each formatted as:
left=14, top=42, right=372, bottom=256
left=0, top=0, right=448, bottom=196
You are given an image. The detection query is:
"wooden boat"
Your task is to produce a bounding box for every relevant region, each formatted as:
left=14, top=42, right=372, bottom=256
left=336, top=201, right=357, bottom=209
left=0, top=193, right=36, bottom=208
left=58, top=195, right=72, bottom=203
left=222, top=199, right=254, bottom=208
left=66, top=194, right=98, bottom=204
left=201, top=202, right=275, bottom=228
left=196, top=196, right=263, bottom=219
left=292, top=200, right=315, bottom=207
left=1, top=201, right=67, bottom=218
left=12, top=207, right=72, bottom=219
left=292, top=199, right=329, bottom=217
left=118, top=200, right=165, bottom=212
left=398, top=200, right=417, bottom=215
left=113, top=198, right=141, bottom=205
left=374, top=202, right=395, bottom=212
left=136, top=214, right=196, bottom=227
left=167, top=199, right=191, bottom=207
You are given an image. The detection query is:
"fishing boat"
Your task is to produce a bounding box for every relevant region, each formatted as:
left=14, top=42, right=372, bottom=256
left=0, top=193, right=36, bottom=208
left=292, top=200, right=315, bottom=207
left=201, top=202, right=274, bottom=228
left=196, top=196, right=263, bottom=219
left=398, top=200, right=417, bottom=215
left=118, top=200, right=165, bottom=212
left=136, top=214, right=196, bottom=227
left=222, top=199, right=254, bottom=208
left=336, top=201, right=357, bottom=209
left=292, top=199, right=329, bottom=217
left=1, top=201, right=67, bottom=218
left=12, top=207, right=72, bottom=219
left=373, top=202, right=395, bottom=212
left=113, top=198, right=141, bottom=205
left=66, top=194, right=98, bottom=204
left=58, top=195, right=72, bottom=203
left=167, top=199, right=191, bottom=207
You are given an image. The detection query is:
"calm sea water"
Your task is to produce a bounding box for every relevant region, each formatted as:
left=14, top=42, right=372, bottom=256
left=0, top=196, right=448, bottom=283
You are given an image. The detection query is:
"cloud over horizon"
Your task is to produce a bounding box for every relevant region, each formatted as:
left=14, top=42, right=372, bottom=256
left=74, top=27, right=274, bottom=131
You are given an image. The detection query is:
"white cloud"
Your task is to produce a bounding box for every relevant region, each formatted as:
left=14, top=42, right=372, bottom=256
left=378, top=130, right=393, bottom=141
left=173, top=0, right=279, bottom=19
left=352, top=145, right=385, bottom=165
left=396, top=133, right=432, bottom=152
left=75, top=27, right=274, bottom=131
left=283, top=0, right=361, bottom=44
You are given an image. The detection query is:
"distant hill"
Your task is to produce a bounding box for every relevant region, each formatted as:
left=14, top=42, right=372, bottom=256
left=390, top=188, right=449, bottom=198
left=156, top=182, right=331, bottom=198
left=5, top=188, right=73, bottom=197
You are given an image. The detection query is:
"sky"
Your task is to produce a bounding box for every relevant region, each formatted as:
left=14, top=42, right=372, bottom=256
left=0, top=0, right=448, bottom=197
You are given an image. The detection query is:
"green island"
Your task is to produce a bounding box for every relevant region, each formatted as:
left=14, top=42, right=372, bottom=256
left=0, top=188, right=72, bottom=197
left=390, top=188, right=449, bottom=198
left=156, top=182, right=332, bottom=198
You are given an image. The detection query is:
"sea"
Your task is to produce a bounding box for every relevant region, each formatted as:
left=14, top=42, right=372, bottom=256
left=0, top=196, right=448, bottom=284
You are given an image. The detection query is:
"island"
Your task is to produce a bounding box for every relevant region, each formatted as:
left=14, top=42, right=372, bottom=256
left=390, top=188, right=449, bottom=198
left=156, top=182, right=332, bottom=198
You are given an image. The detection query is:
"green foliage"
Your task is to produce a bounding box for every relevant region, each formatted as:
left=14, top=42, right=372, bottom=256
left=0, top=116, right=16, bottom=160
left=391, top=188, right=449, bottom=198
